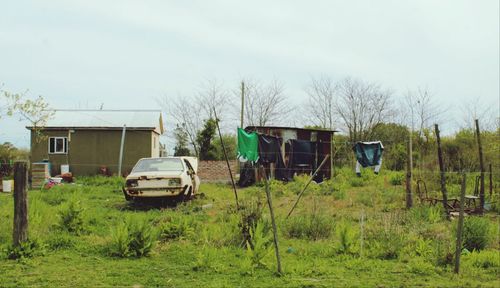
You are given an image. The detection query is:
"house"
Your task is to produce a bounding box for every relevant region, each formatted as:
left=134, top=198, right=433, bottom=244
left=27, top=110, right=164, bottom=176
left=244, top=126, right=337, bottom=180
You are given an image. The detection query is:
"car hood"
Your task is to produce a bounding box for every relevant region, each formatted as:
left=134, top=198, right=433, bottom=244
left=127, top=171, right=184, bottom=179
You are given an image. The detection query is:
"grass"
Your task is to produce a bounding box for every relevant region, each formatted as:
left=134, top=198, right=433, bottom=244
left=0, top=170, right=498, bottom=287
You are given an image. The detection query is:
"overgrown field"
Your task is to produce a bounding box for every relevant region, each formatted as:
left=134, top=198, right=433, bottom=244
left=0, top=169, right=498, bottom=287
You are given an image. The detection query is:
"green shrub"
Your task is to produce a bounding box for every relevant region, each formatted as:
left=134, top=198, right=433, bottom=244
left=356, top=192, right=374, bottom=207
left=108, top=219, right=156, bottom=258
left=159, top=218, right=195, bottom=241
left=284, top=214, right=333, bottom=240
left=244, top=220, right=272, bottom=271
left=389, top=172, right=405, bottom=185
left=58, top=199, right=86, bottom=235
left=109, top=222, right=132, bottom=257
left=460, top=217, right=491, bottom=251
left=464, top=250, right=500, bottom=268
left=4, top=239, right=44, bottom=260
left=349, top=177, right=364, bottom=187
left=129, top=220, right=156, bottom=257
left=335, top=221, right=358, bottom=255
left=46, top=233, right=75, bottom=251
left=407, top=258, right=436, bottom=276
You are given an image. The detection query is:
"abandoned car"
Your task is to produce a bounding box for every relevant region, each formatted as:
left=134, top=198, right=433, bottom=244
left=122, top=157, right=200, bottom=201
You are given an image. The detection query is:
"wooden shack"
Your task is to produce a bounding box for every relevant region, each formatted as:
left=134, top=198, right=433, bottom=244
left=245, top=126, right=337, bottom=180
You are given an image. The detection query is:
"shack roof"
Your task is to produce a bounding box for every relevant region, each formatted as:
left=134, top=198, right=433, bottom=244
left=27, top=110, right=164, bottom=134
left=245, top=126, right=338, bottom=134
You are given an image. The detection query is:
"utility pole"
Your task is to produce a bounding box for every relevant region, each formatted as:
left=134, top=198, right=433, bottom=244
left=240, top=81, right=245, bottom=128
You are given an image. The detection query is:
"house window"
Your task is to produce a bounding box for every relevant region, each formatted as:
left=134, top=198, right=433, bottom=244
left=49, top=137, right=68, bottom=154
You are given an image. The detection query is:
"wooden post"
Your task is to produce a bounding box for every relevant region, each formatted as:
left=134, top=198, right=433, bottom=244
left=240, top=81, right=245, bottom=129
left=260, top=166, right=282, bottom=274
left=454, top=173, right=467, bottom=274
left=489, top=163, right=493, bottom=198
left=434, top=124, right=449, bottom=217
left=214, top=109, right=239, bottom=209
left=13, top=161, right=28, bottom=246
left=118, top=125, right=126, bottom=177
left=475, top=119, right=485, bottom=213
left=406, top=139, right=413, bottom=209
left=287, top=155, right=330, bottom=219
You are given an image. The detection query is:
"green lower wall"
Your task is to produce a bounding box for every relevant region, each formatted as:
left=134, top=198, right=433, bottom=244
left=30, top=129, right=154, bottom=176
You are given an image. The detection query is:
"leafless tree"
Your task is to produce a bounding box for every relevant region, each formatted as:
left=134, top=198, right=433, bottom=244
left=304, top=76, right=337, bottom=129
left=335, top=78, right=393, bottom=142
left=158, top=79, right=230, bottom=157
left=403, top=87, right=443, bottom=137
left=458, top=97, right=497, bottom=131
left=237, top=78, right=291, bottom=127
left=158, top=95, right=203, bottom=156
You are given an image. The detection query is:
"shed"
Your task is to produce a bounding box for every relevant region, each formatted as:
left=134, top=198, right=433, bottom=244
left=27, top=110, right=164, bottom=176
left=244, top=126, right=337, bottom=180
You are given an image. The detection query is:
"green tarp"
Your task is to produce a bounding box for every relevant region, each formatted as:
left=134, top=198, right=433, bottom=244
left=237, top=128, right=259, bottom=163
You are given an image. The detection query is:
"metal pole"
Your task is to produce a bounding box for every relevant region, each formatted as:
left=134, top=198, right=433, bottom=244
left=454, top=173, right=467, bottom=274
left=118, top=125, right=126, bottom=177
left=214, top=109, right=239, bottom=208
left=286, top=155, right=330, bottom=219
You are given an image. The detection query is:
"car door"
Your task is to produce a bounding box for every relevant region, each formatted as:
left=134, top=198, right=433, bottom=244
left=184, top=159, right=199, bottom=194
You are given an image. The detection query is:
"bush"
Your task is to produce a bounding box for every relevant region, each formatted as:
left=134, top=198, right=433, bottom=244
left=335, top=221, right=358, bottom=255
left=4, top=239, right=44, bottom=260
left=108, top=219, right=156, bottom=258
left=464, top=250, right=500, bottom=268
left=159, top=217, right=195, bottom=241
left=244, top=221, right=272, bottom=271
left=46, top=233, right=75, bottom=251
left=285, top=213, right=333, bottom=240
left=460, top=217, right=491, bottom=251
left=389, top=172, right=405, bottom=186
left=58, top=199, right=86, bottom=235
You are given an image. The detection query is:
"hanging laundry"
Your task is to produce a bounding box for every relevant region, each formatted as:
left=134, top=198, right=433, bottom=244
left=352, top=141, right=384, bottom=176
left=238, top=162, right=256, bottom=187
left=286, top=139, right=316, bottom=179
left=257, top=134, right=288, bottom=181
left=237, top=128, right=259, bottom=163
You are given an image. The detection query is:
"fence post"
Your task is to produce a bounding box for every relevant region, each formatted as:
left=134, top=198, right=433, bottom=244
left=13, top=161, right=28, bottom=246
left=454, top=173, right=467, bottom=274
left=406, top=139, right=413, bottom=209
left=260, top=167, right=282, bottom=275
left=434, top=124, right=450, bottom=218
left=489, top=163, right=493, bottom=198
left=475, top=119, right=485, bottom=214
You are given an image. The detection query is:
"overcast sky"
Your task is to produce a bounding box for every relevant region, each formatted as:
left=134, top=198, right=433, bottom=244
left=1, top=0, right=499, bottom=148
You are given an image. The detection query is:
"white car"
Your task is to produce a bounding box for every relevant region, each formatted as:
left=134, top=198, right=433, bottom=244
left=123, top=157, right=200, bottom=201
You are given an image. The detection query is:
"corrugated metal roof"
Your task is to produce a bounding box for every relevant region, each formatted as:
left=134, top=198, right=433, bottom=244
left=29, top=110, right=164, bottom=133
left=246, top=126, right=338, bottom=133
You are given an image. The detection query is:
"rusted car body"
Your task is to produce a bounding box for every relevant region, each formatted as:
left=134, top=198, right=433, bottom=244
left=123, top=157, right=199, bottom=201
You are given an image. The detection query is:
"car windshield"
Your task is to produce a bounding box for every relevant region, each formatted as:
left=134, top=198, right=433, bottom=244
left=132, top=158, right=184, bottom=173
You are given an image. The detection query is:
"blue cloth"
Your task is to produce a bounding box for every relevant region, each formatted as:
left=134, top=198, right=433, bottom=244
left=353, top=141, right=384, bottom=168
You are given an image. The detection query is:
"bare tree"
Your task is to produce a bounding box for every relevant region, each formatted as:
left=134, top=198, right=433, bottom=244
left=458, top=97, right=497, bottom=131
left=158, top=79, right=230, bottom=157
left=403, top=87, right=443, bottom=137
left=335, top=78, right=393, bottom=142
left=237, top=78, right=291, bottom=127
left=304, top=76, right=336, bottom=129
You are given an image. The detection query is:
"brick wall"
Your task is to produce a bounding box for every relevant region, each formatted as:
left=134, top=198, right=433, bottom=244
left=198, top=160, right=238, bottom=183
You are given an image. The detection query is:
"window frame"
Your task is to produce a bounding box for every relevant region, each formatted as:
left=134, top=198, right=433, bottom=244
left=48, top=137, right=68, bottom=154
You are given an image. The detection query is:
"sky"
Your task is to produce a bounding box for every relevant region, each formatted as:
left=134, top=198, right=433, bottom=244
left=1, top=0, right=499, bottom=149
